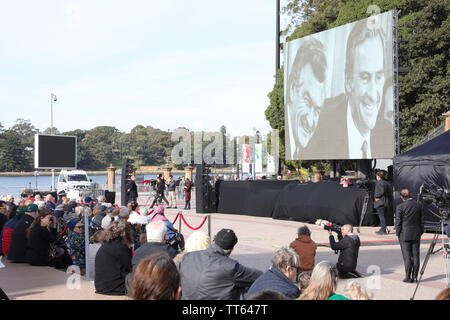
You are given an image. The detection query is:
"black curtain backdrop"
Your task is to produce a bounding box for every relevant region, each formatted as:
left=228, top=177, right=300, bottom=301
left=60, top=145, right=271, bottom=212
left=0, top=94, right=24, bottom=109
left=393, top=130, right=450, bottom=225
left=217, top=180, right=380, bottom=226
left=217, top=180, right=295, bottom=217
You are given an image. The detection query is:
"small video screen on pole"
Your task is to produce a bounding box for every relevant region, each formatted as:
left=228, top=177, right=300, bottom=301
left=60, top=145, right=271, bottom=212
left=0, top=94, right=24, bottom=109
left=35, top=134, right=77, bottom=169
left=284, top=11, right=395, bottom=160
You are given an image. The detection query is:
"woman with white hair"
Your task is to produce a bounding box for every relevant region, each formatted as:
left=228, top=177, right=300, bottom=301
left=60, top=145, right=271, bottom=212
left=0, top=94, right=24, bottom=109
left=131, top=221, right=178, bottom=269
left=297, top=261, right=350, bottom=300
left=172, top=231, right=211, bottom=265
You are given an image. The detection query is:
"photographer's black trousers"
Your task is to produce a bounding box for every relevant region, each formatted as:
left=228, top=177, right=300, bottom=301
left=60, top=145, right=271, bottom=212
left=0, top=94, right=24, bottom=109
left=336, top=263, right=361, bottom=279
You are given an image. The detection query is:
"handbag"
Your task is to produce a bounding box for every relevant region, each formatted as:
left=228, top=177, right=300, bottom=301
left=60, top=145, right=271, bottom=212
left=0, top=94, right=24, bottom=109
left=49, top=243, right=57, bottom=260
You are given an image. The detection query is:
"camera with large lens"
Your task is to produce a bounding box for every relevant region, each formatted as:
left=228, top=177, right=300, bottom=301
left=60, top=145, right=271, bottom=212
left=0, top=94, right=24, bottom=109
left=325, top=222, right=342, bottom=233
left=316, top=219, right=343, bottom=239
left=316, top=219, right=344, bottom=253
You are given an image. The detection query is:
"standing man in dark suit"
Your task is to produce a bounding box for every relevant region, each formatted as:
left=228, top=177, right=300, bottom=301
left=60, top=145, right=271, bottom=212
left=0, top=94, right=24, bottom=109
left=126, top=175, right=138, bottom=204
left=395, top=189, right=424, bottom=283
left=374, top=170, right=393, bottom=235
left=213, top=176, right=222, bottom=213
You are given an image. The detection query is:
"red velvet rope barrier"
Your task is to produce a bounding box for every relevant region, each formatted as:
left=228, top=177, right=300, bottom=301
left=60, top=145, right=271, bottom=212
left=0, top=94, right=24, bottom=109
left=180, top=213, right=208, bottom=230
left=171, top=213, right=180, bottom=225
left=60, top=225, right=68, bottom=236
left=124, top=206, right=205, bottom=230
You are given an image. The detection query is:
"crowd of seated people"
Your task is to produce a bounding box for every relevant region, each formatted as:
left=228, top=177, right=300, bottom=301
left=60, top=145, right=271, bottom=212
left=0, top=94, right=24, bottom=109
left=0, top=192, right=188, bottom=297
left=1, top=191, right=99, bottom=272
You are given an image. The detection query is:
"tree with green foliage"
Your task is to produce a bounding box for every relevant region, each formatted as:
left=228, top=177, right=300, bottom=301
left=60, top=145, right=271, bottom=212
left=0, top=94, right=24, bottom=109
left=4, top=119, right=38, bottom=171
left=0, top=130, right=32, bottom=171
left=62, top=129, right=91, bottom=170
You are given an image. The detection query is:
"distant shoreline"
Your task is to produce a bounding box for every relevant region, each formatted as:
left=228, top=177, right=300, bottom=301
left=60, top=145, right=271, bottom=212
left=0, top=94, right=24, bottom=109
left=0, top=168, right=234, bottom=177
left=0, top=170, right=182, bottom=176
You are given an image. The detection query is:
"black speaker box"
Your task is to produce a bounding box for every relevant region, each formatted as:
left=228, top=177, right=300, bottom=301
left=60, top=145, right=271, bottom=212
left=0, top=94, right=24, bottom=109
left=105, top=190, right=116, bottom=205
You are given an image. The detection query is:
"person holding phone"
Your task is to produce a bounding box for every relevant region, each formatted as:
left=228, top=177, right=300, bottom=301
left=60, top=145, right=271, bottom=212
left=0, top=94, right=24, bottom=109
left=25, top=210, right=62, bottom=266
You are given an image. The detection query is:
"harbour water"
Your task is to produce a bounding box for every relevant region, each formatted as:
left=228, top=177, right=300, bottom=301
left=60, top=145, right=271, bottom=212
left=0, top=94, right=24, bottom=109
left=0, top=173, right=194, bottom=198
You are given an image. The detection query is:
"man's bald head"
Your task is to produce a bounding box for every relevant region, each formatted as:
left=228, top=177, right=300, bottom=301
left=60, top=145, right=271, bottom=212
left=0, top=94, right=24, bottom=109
left=342, top=224, right=353, bottom=235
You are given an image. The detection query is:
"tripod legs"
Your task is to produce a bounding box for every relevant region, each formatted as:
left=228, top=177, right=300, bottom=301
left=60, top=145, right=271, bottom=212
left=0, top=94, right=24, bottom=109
left=410, top=232, right=439, bottom=300
left=358, top=193, right=370, bottom=233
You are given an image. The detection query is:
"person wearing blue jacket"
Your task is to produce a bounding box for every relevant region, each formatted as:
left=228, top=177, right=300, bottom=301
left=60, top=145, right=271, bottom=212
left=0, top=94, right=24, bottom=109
left=245, top=246, right=301, bottom=300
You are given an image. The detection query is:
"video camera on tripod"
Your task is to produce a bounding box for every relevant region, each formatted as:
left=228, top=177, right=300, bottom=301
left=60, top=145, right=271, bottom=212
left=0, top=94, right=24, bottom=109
left=355, top=179, right=375, bottom=233
left=411, top=183, right=450, bottom=299
left=356, top=179, right=373, bottom=190
left=418, top=184, right=450, bottom=218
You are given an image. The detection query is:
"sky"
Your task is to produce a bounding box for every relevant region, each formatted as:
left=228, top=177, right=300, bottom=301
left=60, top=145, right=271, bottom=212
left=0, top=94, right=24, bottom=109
left=0, top=0, right=290, bottom=138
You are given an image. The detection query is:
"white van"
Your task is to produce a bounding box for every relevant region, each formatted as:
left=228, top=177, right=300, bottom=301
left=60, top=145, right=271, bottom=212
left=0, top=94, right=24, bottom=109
left=57, top=169, right=93, bottom=197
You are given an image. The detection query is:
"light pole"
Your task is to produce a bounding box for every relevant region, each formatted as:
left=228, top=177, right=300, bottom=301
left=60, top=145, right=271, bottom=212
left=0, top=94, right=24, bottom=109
left=275, top=0, right=282, bottom=177
left=50, top=93, right=57, bottom=191
left=51, top=93, right=57, bottom=134
left=275, top=0, right=280, bottom=74
left=34, top=170, right=39, bottom=191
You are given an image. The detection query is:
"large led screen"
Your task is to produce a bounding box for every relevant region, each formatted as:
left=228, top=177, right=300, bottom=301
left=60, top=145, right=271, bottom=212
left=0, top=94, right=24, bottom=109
left=34, top=134, right=77, bottom=169
left=284, top=11, right=395, bottom=160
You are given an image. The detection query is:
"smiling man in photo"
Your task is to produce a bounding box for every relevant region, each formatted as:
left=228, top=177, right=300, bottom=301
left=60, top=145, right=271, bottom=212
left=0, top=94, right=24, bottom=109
left=344, top=20, right=386, bottom=159
left=285, top=38, right=327, bottom=159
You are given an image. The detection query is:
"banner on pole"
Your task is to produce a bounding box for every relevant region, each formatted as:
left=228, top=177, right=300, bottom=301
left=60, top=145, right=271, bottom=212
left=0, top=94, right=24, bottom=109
left=255, top=144, right=262, bottom=173
left=242, top=144, right=250, bottom=173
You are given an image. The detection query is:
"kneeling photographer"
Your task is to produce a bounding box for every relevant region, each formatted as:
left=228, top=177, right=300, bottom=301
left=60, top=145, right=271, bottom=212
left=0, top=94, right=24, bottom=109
left=328, top=224, right=361, bottom=279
